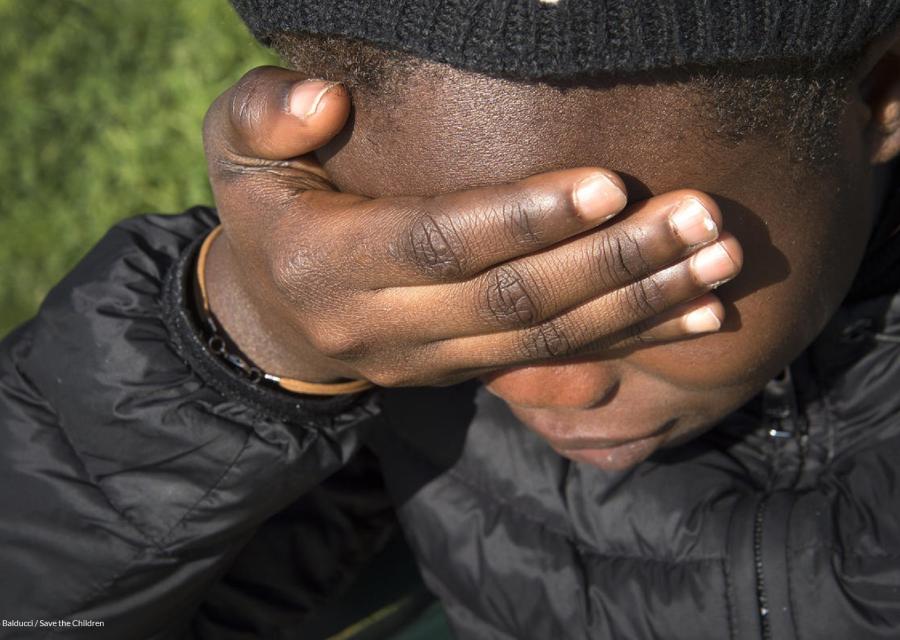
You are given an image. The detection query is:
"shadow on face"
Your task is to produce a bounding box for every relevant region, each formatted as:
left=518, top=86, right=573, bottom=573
left=316, top=59, right=880, bottom=468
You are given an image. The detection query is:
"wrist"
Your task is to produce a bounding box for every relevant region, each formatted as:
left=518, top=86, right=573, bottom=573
left=200, top=227, right=356, bottom=385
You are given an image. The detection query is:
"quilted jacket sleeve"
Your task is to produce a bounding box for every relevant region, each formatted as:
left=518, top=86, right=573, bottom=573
left=0, top=208, right=383, bottom=639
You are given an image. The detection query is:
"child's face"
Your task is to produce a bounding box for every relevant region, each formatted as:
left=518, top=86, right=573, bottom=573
left=321, top=64, right=880, bottom=469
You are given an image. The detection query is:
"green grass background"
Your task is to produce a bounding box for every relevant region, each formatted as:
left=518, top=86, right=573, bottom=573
left=0, top=6, right=453, bottom=636
left=0, top=0, right=277, bottom=336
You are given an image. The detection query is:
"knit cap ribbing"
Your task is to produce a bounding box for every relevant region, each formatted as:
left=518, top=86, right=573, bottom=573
left=230, top=0, right=900, bottom=79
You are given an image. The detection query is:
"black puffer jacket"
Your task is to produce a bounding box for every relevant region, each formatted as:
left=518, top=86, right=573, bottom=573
left=0, top=198, right=899, bottom=639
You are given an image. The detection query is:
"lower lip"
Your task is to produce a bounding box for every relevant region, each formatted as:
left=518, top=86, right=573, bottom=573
left=561, top=436, right=663, bottom=471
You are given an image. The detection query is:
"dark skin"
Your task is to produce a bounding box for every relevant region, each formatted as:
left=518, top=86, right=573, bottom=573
left=203, top=30, right=900, bottom=470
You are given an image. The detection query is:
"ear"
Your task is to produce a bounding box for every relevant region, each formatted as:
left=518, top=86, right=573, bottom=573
left=859, top=24, right=900, bottom=164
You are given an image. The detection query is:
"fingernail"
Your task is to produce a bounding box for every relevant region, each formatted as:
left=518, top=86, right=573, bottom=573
left=573, top=173, right=627, bottom=223
left=683, top=306, right=722, bottom=334
left=691, top=242, right=738, bottom=287
left=288, top=80, right=337, bottom=119
left=669, top=198, right=717, bottom=246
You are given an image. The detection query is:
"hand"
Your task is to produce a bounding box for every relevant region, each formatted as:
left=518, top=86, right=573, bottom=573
left=201, top=67, right=743, bottom=388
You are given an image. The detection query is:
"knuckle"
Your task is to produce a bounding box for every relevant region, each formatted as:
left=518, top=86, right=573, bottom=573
left=229, top=68, right=275, bottom=138
left=268, top=241, right=325, bottom=306
left=521, top=319, right=576, bottom=360
left=204, top=69, right=286, bottom=181
left=403, top=209, right=467, bottom=279
left=481, top=264, right=542, bottom=328
left=203, top=101, right=243, bottom=182
left=493, top=195, right=549, bottom=246
left=308, top=325, right=369, bottom=361
left=593, top=228, right=651, bottom=289
left=621, top=274, right=667, bottom=318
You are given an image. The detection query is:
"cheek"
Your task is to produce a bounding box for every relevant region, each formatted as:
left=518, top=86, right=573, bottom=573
left=630, top=182, right=873, bottom=389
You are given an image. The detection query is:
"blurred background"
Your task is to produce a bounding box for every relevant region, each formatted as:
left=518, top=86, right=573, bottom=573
left=0, top=0, right=275, bottom=336
left=0, top=3, right=451, bottom=638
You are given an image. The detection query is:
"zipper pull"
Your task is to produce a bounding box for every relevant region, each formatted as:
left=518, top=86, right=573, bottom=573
left=762, top=367, right=798, bottom=438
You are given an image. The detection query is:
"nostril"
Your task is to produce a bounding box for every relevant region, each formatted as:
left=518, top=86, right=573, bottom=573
left=482, top=367, right=621, bottom=411
left=583, top=379, right=620, bottom=410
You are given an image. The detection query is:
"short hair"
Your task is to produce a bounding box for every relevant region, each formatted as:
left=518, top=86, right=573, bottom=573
left=273, top=33, right=857, bottom=166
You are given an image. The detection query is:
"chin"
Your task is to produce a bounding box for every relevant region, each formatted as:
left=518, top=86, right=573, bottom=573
left=488, top=366, right=758, bottom=472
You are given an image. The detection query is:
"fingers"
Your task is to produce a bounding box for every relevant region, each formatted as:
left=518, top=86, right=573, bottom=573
left=303, top=167, right=629, bottom=287
left=389, top=190, right=724, bottom=339
left=257, top=183, right=740, bottom=387
left=204, top=67, right=353, bottom=261
left=205, top=73, right=633, bottom=289
left=202, top=67, right=747, bottom=391
left=433, top=233, right=742, bottom=371
left=625, top=293, right=725, bottom=343
left=355, top=291, right=731, bottom=388
left=421, top=294, right=727, bottom=386
left=203, top=66, right=350, bottom=172
left=205, top=69, right=635, bottom=293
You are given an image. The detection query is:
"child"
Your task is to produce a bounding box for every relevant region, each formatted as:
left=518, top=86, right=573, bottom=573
left=2, top=1, right=900, bottom=638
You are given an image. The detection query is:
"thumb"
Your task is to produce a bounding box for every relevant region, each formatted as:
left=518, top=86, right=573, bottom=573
left=203, top=66, right=350, bottom=164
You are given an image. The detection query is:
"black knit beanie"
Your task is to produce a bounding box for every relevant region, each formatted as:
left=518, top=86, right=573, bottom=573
left=230, top=0, right=900, bottom=79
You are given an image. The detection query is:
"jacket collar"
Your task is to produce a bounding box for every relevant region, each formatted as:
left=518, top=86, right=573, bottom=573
left=846, top=168, right=900, bottom=302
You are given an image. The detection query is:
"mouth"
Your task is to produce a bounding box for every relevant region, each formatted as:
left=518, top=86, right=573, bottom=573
left=527, top=415, right=679, bottom=471
left=558, top=434, right=668, bottom=471
left=545, top=418, right=678, bottom=451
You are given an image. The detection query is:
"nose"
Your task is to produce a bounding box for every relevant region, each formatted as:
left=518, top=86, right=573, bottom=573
left=483, top=361, right=621, bottom=410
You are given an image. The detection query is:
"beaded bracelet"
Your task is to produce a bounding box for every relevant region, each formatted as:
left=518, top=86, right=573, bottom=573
left=195, top=225, right=374, bottom=396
